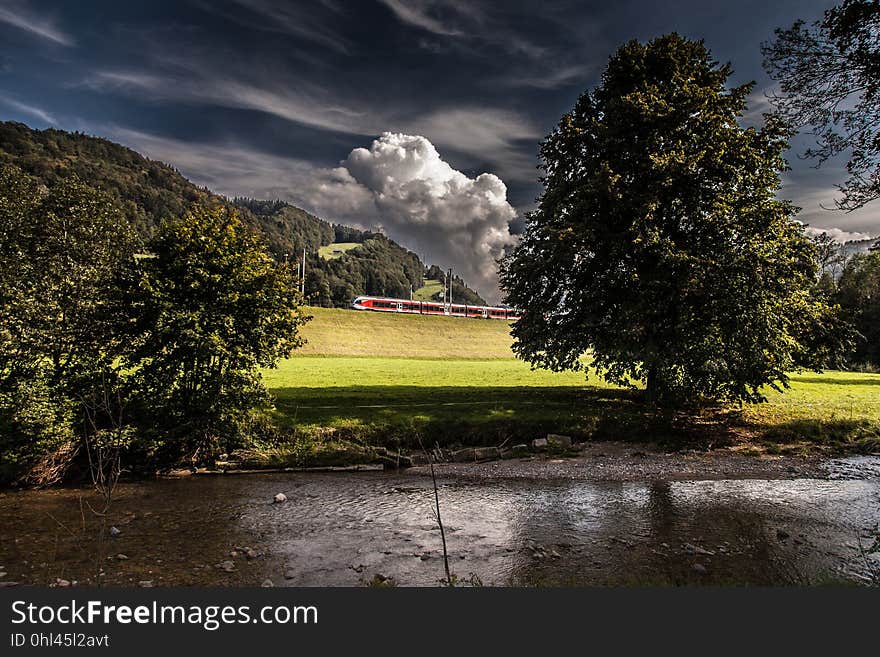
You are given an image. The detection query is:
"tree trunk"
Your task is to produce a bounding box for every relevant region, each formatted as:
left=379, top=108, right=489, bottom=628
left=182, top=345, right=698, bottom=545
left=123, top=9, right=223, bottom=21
left=645, top=366, right=659, bottom=406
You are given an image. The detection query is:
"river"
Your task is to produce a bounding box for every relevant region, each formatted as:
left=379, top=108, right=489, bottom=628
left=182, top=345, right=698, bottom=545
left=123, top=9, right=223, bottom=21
left=1, top=455, right=878, bottom=586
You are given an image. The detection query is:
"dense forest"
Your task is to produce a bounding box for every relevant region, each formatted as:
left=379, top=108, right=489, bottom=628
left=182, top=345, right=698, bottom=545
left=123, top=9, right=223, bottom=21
left=0, top=121, right=486, bottom=308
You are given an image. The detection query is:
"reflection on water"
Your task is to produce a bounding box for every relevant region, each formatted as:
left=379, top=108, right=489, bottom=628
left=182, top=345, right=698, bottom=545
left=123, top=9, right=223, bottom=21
left=1, top=462, right=878, bottom=586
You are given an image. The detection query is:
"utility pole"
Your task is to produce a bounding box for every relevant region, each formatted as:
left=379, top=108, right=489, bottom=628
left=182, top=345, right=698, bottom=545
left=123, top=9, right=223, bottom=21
left=448, top=268, right=453, bottom=305
left=301, top=247, right=306, bottom=296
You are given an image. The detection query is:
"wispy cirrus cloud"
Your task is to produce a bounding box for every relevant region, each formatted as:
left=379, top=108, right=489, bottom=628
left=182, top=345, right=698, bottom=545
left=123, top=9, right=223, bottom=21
left=378, top=0, right=468, bottom=36
left=105, top=126, right=322, bottom=202
left=406, top=108, right=541, bottom=182
left=191, top=0, right=353, bottom=54
left=0, top=95, right=56, bottom=124
left=0, top=1, right=73, bottom=46
left=83, top=68, right=371, bottom=136
left=82, top=45, right=541, bottom=185
left=378, top=0, right=549, bottom=59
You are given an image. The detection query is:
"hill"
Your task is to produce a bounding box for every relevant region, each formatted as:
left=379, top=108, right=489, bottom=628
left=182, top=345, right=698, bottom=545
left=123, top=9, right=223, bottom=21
left=294, top=306, right=515, bottom=358
left=0, top=121, right=487, bottom=308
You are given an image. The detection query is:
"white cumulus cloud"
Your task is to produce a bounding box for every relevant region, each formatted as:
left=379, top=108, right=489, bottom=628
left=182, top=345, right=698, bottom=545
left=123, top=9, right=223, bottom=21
left=308, top=132, right=518, bottom=303
left=803, top=226, right=875, bottom=244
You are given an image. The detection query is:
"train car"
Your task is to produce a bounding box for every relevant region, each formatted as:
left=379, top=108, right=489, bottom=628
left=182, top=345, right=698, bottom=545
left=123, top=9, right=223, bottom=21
left=351, top=295, right=521, bottom=320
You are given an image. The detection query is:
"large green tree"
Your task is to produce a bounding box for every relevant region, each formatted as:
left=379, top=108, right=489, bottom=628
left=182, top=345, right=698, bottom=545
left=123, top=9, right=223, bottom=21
left=762, top=0, right=880, bottom=210
left=0, top=167, right=137, bottom=483
left=128, top=205, right=310, bottom=460
left=501, top=34, right=848, bottom=406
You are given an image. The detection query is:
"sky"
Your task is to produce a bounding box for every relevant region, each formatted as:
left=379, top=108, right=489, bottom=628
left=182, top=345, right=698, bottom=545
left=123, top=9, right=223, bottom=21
left=1, top=0, right=877, bottom=301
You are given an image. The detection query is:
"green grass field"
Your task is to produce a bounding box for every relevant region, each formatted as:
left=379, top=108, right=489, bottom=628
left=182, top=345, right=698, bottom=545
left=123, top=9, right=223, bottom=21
left=413, top=278, right=443, bottom=301
left=317, top=242, right=361, bottom=260
left=295, top=306, right=514, bottom=358
left=259, top=307, right=880, bottom=457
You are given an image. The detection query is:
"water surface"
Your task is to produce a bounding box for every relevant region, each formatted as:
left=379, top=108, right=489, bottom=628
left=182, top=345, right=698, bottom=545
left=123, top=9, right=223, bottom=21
left=1, top=458, right=878, bottom=586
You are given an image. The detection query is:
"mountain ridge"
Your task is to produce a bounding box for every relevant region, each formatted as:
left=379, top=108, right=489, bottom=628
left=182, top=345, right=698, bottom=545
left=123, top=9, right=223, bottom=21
left=0, top=120, right=486, bottom=307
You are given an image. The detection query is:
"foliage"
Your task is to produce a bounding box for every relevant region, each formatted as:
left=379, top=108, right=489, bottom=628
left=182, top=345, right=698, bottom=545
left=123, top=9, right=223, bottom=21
left=234, top=197, right=335, bottom=258
left=835, top=251, right=880, bottom=366
left=127, top=205, right=310, bottom=460
left=309, top=235, right=427, bottom=307
left=762, top=0, right=880, bottom=210
left=0, top=121, right=207, bottom=239
left=0, top=373, right=78, bottom=484
left=423, top=265, right=487, bottom=305
left=0, top=166, right=138, bottom=483
left=501, top=34, right=849, bottom=407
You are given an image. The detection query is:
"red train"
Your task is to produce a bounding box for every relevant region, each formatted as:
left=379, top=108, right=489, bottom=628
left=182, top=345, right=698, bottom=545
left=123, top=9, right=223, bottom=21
left=352, top=295, right=521, bottom=320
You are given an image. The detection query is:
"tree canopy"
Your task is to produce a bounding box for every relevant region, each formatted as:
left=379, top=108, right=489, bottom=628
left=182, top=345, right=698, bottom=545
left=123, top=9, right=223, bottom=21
left=128, top=205, right=310, bottom=458
left=501, top=34, right=848, bottom=407
left=763, top=0, right=880, bottom=210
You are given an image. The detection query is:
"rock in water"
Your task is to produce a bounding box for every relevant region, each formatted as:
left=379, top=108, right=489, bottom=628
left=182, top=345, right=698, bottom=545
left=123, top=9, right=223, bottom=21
left=261, top=579, right=274, bottom=587
left=546, top=434, right=572, bottom=448
left=109, top=526, right=121, bottom=537
left=274, top=493, right=287, bottom=504
left=451, top=448, right=476, bottom=462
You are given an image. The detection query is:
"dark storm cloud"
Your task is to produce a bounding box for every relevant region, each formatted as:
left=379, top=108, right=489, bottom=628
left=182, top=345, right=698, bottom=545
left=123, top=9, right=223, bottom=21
left=1, top=0, right=876, bottom=296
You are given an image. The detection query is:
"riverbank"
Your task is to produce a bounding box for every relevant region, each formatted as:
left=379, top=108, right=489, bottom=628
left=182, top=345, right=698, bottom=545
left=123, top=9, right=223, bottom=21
left=214, top=439, right=829, bottom=480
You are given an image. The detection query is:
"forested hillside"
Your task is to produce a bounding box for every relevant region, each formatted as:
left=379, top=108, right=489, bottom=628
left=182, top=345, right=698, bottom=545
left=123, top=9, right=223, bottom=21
left=0, top=121, right=486, bottom=307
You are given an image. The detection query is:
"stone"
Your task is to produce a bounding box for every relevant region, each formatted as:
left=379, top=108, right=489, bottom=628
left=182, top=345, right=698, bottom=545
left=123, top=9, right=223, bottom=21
left=109, top=526, right=121, bottom=537
left=273, top=493, right=287, bottom=504
left=505, top=444, right=530, bottom=458
left=546, top=434, right=572, bottom=448
left=531, top=437, right=548, bottom=449
left=451, top=448, right=476, bottom=462
left=55, top=578, right=71, bottom=588
left=217, top=560, right=235, bottom=573
left=284, top=570, right=297, bottom=580
left=692, top=563, right=707, bottom=574
left=245, top=548, right=258, bottom=560
left=138, top=580, right=154, bottom=588
left=473, top=446, right=501, bottom=461
left=116, top=554, right=128, bottom=561
left=261, top=579, right=274, bottom=588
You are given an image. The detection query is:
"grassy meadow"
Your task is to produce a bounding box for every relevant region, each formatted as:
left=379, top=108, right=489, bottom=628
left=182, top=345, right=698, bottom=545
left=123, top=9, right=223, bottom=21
left=253, top=306, right=880, bottom=464
left=317, top=242, right=361, bottom=260
left=413, top=278, right=444, bottom=301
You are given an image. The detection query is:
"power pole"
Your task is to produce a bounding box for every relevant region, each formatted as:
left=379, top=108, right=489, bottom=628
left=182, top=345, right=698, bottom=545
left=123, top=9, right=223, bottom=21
left=448, top=268, right=453, bottom=305
left=301, top=247, right=306, bottom=296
